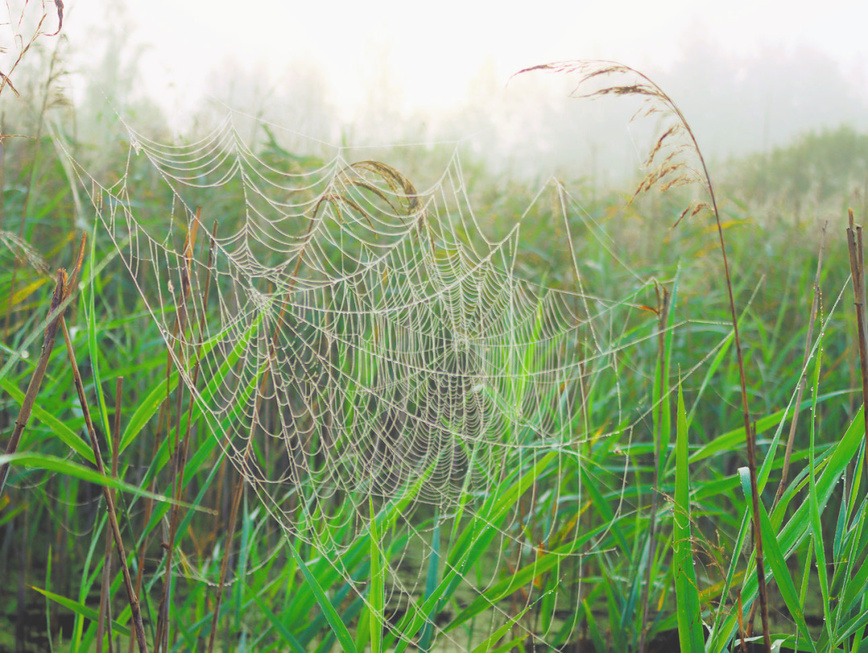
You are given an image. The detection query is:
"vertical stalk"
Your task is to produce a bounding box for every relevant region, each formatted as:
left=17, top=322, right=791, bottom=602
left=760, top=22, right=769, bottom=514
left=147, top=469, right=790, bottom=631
left=0, top=270, right=66, bottom=495
left=517, top=62, right=774, bottom=649
left=676, top=100, right=771, bottom=653
left=638, top=286, right=670, bottom=653
left=742, top=224, right=829, bottom=636
left=846, top=209, right=868, bottom=485
left=773, top=223, right=827, bottom=506
left=96, top=377, right=123, bottom=653
left=207, top=209, right=307, bottom=653
left=61, top=316, right=148, bottom=653
left=206, top=453, right=248, bottom=653
left=155, top=211, right=209, bottom=652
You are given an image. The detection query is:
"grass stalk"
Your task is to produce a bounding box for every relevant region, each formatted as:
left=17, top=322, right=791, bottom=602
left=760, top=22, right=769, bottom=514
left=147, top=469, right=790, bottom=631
left=27, top=233, right=150, bottom=651
left=205, top=293, right=284, bottom=651
left=773, top=222, right=827, bottom=505
left=742, top=221, right=828, bottom=638
left=743, top=420, right=770, bottom=647
left=206, top=467, right=246, bottom=653
left=153, top=334, right=189, bottom=650
left=129, top=284, right=184, bottom=652
left=846, top=208, right=868, bottom=485
left=97, top=376, right=124, bottom=653
left=676, top=87, right=773, bottom=653
left=637, top=285, right=670, bottom=653
left=0, top=270, right=65, bottom=496
left=155, top=210, right=208, bottom=652
left=60, top=314, right=148, bottom=652
left=519, top=60, right=772, bottom=648
left=130, top=439, right=159, bottom=653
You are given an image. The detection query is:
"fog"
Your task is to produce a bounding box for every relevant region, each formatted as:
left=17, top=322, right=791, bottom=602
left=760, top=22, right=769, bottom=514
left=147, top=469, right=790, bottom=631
left=4, top=0, right=868, bottom=186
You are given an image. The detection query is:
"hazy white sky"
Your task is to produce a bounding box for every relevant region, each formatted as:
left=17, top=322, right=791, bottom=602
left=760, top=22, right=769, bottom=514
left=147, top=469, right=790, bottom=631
left=58, top=0, right=868, bottom=122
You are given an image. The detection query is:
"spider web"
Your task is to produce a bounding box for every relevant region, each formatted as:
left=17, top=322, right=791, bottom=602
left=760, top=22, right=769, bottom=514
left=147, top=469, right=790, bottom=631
left=66, top=114, right=663, bottom=650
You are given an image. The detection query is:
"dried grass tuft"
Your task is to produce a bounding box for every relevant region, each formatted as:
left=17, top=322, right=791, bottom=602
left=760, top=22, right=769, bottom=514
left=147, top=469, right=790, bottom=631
left=515, top=60, right=708, bottom=213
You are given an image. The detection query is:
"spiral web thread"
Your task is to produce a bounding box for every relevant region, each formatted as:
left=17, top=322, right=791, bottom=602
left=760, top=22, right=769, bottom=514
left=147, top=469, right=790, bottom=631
left=67, top=115, right=662, bottom=649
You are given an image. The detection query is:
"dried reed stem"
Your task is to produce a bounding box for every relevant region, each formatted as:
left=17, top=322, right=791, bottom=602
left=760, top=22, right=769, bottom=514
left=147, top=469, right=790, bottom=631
left=518, top=60, right=772, bottom=650
left=743, top=419, right=770, bottom=646
left=208, top=212, right=299, bottom=653
left=674, top=88, right=772, bottom=653
left=206, top=467, right=246, bottom=653
left=155, top=210, right=210, bottom=652
left=846, top=209, right=868, bottom=484
left=774, top=222, right=827, bottom=504
left=739, top=224, right=830, bottom=638
left=208, top=336, right=272, bottom=653
left=97, top=376, right=124, bottom=653
left=0, top=270, right=65, bottom=496
left=60, top=316, right=148, bottom=652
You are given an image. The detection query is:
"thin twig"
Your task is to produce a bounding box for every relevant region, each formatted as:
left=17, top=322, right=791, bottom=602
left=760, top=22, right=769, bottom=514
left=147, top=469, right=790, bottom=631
left=0, top=270, right=65, bottom=496
left=61, top=316, right=148, bottom=652
left=97, top=377, right=124, bottom=653
left=157, top=213, right=214, bottom=652
left=3, top=35, right=64, bottom=335
left=206, top=466, right=246, bottom=653
left=155, top=209, right=205, bottom=652
left=774, top=222, right=827, bottom=504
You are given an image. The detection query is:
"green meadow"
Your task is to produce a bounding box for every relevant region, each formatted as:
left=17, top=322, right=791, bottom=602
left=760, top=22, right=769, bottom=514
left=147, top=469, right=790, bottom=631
left=3, top=12, right=868, bottom=653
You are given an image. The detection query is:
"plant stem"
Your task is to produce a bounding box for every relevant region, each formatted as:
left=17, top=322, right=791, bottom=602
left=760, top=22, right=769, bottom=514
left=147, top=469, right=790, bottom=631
left=60, top=316, right=149, bottom=653
left=774, top=222, right=827, bottom=506
left=638, top=286, right=670, bottom=653
left=846, top=209, right=868, bottom=486
left=0, top=270, right=65, bottom=496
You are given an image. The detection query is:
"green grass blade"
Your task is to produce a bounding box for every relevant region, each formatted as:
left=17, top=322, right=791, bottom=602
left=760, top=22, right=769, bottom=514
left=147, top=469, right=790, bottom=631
left=390, top=451, right=558, bottom=653
left=120, top=313, right=257, bottom=453
left=0, top=377, right=94, bottom=463
left=417, top=515, right=440, bottom=652
left=713, top=399, right=867, bottom=647
left=241, top=579, right=306, bottom=653
left=119, top=372, right=177, bottom=454
left=738, top=468, right=817, bottom=653
left=287, top=540, right=357, bottom=653
left=807, top=348, right=832, bottom=640
left=674, top=382, right=704, bottom=652
left=0, top=452, right=186, bottom=506
left=84, top=232, right=113, bottom=447
left=469, top=604, right=530, bottom=653
left=689, top=392, right=845, bottom=465
left=369, top=497, right=384, bottom=653
left=449, top=522, right=607, bottom=631
left=32, top=586, right=132, bottom=639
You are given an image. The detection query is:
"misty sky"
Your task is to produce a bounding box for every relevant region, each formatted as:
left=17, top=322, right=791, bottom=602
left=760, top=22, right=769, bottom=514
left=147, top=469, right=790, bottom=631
left=61, top=0, right=866, bottom=119
left=5, top=0, right=867, bottom=182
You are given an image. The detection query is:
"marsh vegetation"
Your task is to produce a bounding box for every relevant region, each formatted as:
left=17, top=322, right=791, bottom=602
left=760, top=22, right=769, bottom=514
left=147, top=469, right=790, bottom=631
left=2, top=5, right=868, bottom=653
